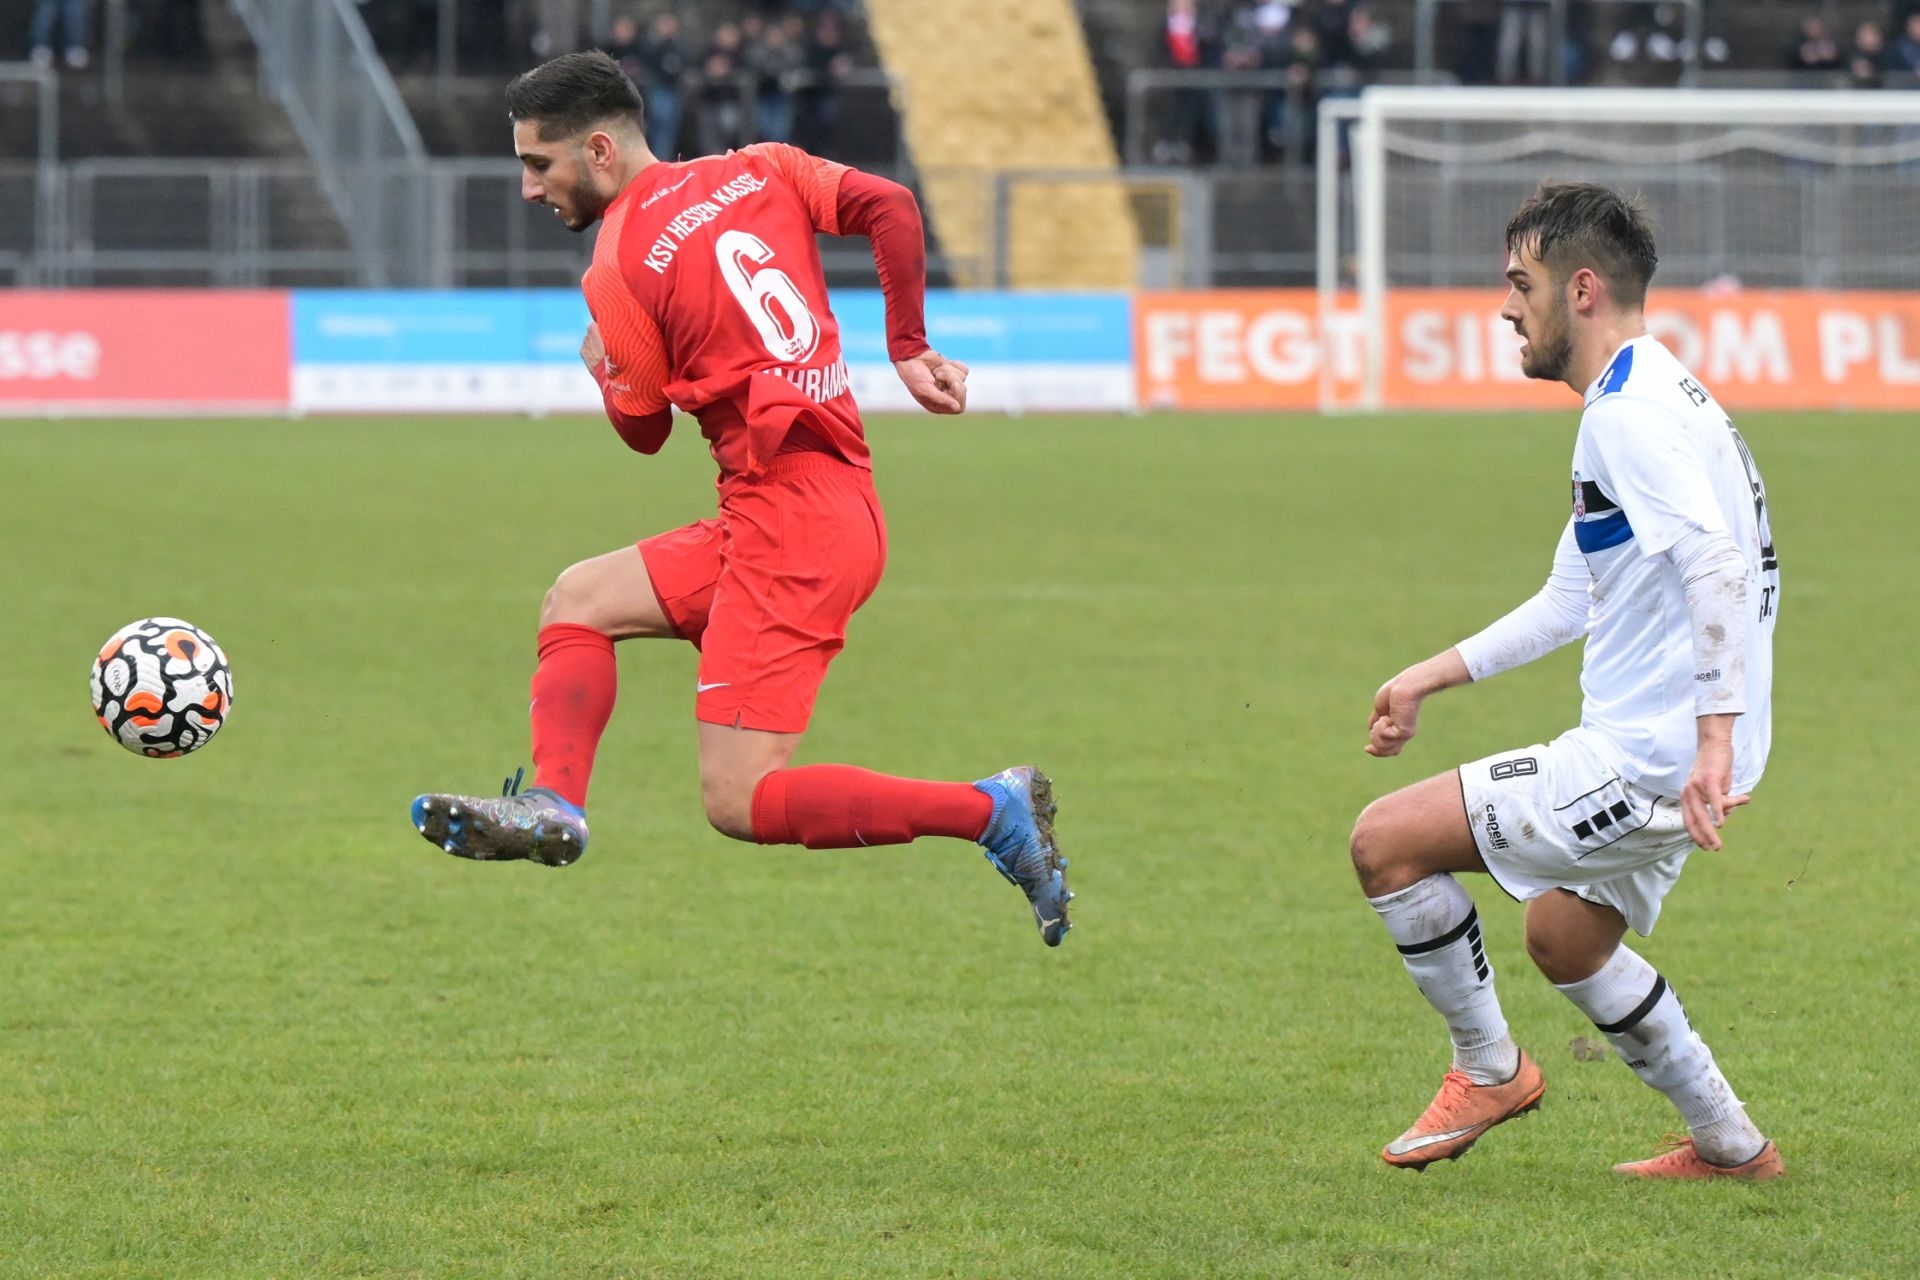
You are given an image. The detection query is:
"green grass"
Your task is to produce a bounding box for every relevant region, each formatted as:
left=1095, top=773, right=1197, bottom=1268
left=2, top=411, right=1915, bottom=1278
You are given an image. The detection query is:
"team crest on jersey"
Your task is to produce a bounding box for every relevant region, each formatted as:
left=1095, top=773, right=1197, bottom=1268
left=1571, top=474, right=1632, bottom=552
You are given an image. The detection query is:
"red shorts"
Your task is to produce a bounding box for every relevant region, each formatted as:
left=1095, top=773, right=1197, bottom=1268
left=638, top=454, right=887, bottom=733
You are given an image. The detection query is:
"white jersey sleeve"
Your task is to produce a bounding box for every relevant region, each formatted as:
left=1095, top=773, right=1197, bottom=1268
left=1667, top=525, right=1751, bottom=716
left=1456, top=519, right=1590, bottom=681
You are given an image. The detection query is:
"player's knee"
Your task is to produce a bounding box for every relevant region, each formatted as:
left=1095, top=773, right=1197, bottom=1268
left=1349, top=801, right=1412, bottom=898
left=1525, top=891, right=1624, bottom=983
left=701, top=777, right=757, bottom=842
left=540, top=561, right=599, bottom=629
left=1524, top=919, right=1583, bottom=984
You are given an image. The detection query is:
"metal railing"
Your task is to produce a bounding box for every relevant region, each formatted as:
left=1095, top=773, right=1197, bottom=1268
left=1124, top=69, right=1460, bottom=170
left=0, top=156, right=1019, bottom=289
left=985, top=168, right=1217, bottom=288
left=3, top=158, right=566, bottom=288
left=0, top=65, right=60, bottom=286
left=227, top=0, right=434, bottom=285
left=0, top=155, right=1331, bottom=290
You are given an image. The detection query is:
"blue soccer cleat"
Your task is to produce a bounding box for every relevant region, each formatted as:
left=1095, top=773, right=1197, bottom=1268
left=974, top=765, right=1072, bottom=946
left=410, top=768, right=589, bottom=868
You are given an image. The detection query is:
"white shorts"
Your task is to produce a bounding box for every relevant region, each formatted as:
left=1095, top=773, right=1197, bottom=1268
left=1459, top=727, right=1694, bottom=936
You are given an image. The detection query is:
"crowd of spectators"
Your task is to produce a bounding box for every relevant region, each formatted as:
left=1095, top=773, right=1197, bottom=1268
left=1157, top=0, right=1392, bottom=164
left=1441, top=2, right=1733, bottom=87
left=1150, top=1, right=1920, bottom=164
left=1601, top=8, right=1725, bottom=78
left=29, top=0, right=1920, bottom=172
left=1787, top=5, right=1920, bottom=89
left=19, top=0, right=869, bottom=158
left=602, top=7, right=857, bottom=159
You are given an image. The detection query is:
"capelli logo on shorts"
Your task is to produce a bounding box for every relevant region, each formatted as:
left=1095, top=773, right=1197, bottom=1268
left=1483, top=804, right=1511, bottom=851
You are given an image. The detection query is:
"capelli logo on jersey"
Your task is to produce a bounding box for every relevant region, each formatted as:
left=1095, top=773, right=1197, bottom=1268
left=1572, top=470, right=1586, bottom=519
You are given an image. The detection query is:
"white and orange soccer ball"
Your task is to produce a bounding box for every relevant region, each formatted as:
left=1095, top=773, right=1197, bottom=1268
left=90, top=618, right=233, bottom=757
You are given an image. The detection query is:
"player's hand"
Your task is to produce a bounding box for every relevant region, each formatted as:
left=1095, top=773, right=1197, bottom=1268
left=894, top=350, right=968, bottom=414
left=580, top=323, right=607, bottom=376
left=1680, top=734, right=1750, bottom=851
left=1365, top=670, right=1426, bottom=758
left=1365, top=650, right=1471, bottom=759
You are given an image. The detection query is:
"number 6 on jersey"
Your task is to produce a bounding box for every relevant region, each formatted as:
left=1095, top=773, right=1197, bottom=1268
left=715, top=228, right=820, bottom=363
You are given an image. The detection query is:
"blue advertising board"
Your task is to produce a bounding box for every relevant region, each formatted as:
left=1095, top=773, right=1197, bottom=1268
left=290, top=289, right=1133, bottom=412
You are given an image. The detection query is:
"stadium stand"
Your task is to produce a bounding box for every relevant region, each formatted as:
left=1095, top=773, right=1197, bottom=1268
left=863, top=0, right=1140, bottom=288
left=3, top=0, right=1916, bottom=291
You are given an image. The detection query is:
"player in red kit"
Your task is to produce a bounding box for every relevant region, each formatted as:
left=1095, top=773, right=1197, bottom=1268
left=409, top=52, right=1072, bottom=945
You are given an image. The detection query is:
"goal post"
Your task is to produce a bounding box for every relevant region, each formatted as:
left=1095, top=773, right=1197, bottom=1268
left=1317, top=87, right=1920, bottom=411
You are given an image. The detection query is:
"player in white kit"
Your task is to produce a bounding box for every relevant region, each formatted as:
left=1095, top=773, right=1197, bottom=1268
left=1350, top=183, right=1784, bottom=1179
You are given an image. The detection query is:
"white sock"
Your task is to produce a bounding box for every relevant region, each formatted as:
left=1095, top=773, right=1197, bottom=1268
left=1369, top=875, right=1519, bottom=1086
left=1555, top=945, right=1768, bottom=1166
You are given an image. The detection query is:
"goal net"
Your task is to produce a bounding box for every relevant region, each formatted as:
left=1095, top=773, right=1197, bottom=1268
left=1316, top=87, right=1920, bottom=410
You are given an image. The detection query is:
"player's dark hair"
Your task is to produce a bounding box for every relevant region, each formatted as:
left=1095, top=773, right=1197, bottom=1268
left=1505, top=182, right=1659, bottom=309
left=505, top=51, right=645, bottom=141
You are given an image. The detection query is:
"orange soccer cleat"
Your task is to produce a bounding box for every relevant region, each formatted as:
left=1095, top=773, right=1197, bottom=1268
left=1381, top=1050, right=1546, bottom=1169
left=1612, top=1136, right=1785, bottom=1180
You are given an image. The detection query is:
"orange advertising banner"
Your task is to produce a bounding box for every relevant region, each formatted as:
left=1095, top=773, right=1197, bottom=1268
left=1135, top=289, right=1920, bottom=412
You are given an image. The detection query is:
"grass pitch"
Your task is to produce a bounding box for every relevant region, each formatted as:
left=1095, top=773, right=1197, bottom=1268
left=3, top=410, right=1915, bottom=1278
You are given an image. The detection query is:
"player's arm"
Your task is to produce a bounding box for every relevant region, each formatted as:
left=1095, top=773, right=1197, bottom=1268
left=1586, top=397, right=1751, bottom=849
left=1669, top=527, right=1750, bottom=848
left=580, top=308, right=672, bottom=455
left=747, top=141, right=967, bottom=413
left=1455, top=518, right=1591, bottom=679
left=1365, top=520, right=1589, bottom=758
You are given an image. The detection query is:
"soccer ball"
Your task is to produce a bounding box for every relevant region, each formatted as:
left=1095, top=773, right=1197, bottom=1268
left=90, top=618, right=234, bottom=757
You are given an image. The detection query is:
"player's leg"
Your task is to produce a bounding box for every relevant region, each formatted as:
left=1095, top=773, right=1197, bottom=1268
left=694, top=722, right=800, bottom=838
left=702, top=721, right=1066, bottom=945
left=1352, top=772, right=1523, bottom=1082
left=1354, top=770, right=1543, bottom=1168
left=697, top=720, right=991, bottom=847
left=529, top=544, right=682, bottom=807
left=1530, top=889, right=1782, bottom=1178
left=411, top=531, right=710, bottom=866
left=696, top=460, right=1070, bottom=944
left=692, top=610, right=1055, bottom=938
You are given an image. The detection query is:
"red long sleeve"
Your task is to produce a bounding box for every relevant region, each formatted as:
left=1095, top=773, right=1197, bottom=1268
left=594, top=363, right=673, bottom=454
left=833, top=169, right=930, bottom=364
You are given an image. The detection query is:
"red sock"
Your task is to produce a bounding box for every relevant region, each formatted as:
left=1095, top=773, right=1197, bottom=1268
left=750, top=765, right=994, bottom=849
left=528, top=623, right=616, bottom=808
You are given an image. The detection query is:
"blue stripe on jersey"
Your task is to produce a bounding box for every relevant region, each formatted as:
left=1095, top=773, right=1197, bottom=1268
left=1575, top=508, right=1634, bottom=552
left=1596, top=345, right=1635, bottom=396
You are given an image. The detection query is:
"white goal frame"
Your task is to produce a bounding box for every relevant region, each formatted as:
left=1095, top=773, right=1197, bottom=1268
left=1316, top=87, right=1920, bottom=411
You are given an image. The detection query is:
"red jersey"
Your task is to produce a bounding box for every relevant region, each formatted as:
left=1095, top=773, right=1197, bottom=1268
left=584, top=143, right=882, bottom=483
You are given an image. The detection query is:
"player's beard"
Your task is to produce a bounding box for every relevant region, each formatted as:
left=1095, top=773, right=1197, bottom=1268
left=1518, top=294, right=1574, bottom=382
left=555, top=172, right=610, bottom=232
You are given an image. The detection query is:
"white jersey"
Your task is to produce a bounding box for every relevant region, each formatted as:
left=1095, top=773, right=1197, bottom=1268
left=1571, top=334, right=1778, bottom=797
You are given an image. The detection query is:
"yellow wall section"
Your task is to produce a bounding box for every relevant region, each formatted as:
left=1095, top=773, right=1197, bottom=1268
left=863, top=0, right=1142, bottom=289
